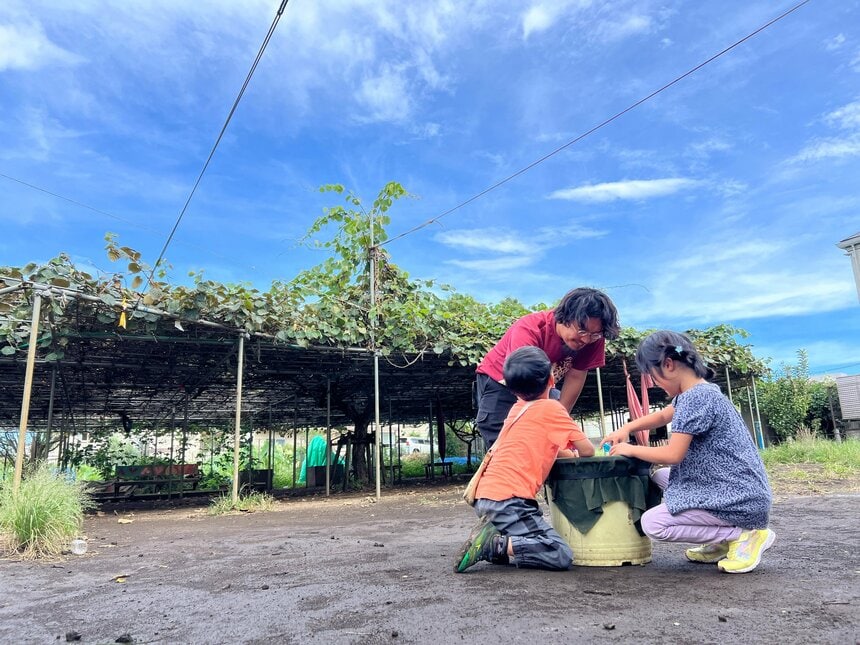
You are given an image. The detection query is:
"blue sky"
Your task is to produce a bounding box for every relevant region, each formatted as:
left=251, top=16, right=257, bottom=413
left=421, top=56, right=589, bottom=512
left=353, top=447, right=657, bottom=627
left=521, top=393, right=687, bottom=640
left=1, top=0, right=858, bottom=377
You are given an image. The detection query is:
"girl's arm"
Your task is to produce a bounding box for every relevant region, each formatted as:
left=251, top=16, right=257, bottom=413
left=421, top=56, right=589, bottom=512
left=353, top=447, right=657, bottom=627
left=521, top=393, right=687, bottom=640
left=602, top=405, right=675, bottom=446
left=609, top=430, right=692, bottom=465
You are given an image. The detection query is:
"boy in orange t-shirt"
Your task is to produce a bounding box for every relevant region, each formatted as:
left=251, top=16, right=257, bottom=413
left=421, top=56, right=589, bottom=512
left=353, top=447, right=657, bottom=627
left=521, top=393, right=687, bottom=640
left=454, top=346, right=594, bottom=573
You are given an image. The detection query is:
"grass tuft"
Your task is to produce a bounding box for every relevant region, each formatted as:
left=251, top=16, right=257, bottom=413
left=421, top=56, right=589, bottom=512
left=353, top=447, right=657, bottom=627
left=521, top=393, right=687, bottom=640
left=761, top=438, right=860, bottom=473
left=0, top=462, right=94, bottom=559
left=208, top=491, right=275, bottom=516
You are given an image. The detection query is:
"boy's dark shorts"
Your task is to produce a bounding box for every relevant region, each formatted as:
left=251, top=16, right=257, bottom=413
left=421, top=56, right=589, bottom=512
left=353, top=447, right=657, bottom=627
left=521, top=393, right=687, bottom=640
left=474, top=373, right=518, bottom=449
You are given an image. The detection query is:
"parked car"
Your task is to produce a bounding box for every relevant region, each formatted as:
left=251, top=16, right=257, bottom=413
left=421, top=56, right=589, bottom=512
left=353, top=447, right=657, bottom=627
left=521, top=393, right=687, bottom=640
left=399, top=436, right=432, bottom=455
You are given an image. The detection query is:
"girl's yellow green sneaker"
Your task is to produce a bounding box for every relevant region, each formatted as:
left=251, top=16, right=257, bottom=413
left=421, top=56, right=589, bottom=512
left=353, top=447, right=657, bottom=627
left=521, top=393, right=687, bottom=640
left=685, top=541, right=730, bottom=563
left=718, top=529, right=776, bottom=574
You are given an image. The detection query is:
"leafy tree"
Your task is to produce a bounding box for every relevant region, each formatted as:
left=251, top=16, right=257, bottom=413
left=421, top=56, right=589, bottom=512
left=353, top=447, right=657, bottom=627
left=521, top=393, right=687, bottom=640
left=807, top=379, right=842, bottom=439
left=757, top=350, right=813, bottom=441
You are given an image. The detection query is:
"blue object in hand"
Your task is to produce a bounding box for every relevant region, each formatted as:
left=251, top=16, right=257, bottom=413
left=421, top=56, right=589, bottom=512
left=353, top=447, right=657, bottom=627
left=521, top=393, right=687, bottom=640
left=602, top=442, right=610, bottom=455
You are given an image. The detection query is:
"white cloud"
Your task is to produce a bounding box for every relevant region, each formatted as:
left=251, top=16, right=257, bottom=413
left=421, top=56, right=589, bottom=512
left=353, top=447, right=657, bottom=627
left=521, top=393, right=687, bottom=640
left=824, top=33, right=846, bottom=51
left=622, top=233, right=857, bottom=330
left=521, top=1, right=656, bottom=43
left=548, top=178, right=702, bottom=202
left=354, top=65, right=412, bottom=123
left=602, top=14, right=652, bottom=41
left=786, top=99, right=860, bottom=164
left=0, top=22, right=82, bottom=70
left=790, top=136, right=860, bottom=163
left=448, top=256, right=535, bottom=271
left=824, top=100, right=860, bottom=130
left=522, top=5, right=558, bottom=39
left=688, top=138, right=732, bottom=157
left=435, top=230, right=532, bottom=255
left=434, top=222, right=607, bottom=277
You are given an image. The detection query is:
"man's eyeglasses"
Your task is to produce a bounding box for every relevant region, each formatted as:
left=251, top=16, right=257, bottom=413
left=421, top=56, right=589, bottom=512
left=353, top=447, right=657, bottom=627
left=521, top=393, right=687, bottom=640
left=567, top=323, right=604, bottom=341
left=575, top=329, right=604, bottom=341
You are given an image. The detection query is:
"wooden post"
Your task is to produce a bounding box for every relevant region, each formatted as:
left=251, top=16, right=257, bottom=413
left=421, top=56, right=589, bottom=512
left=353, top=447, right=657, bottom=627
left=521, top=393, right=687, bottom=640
left=12, top=293, right=42, bottom=495
left=325, top=378, right=331, bottom=497
left=231, top=334, right=245, bottom=504
left=751, top=377, right=765, bottom=448
left=596, top=367, right=606, bottom=437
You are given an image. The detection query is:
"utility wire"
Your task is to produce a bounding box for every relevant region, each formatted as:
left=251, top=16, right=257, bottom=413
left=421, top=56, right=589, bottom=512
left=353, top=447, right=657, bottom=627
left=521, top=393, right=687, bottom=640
left=1, top=172, right=130, bottom=225
left=136, top=0, right=291, bottom=304
left=0, top=172, right=250, bottom=269
left=382, top=0, right=812, bottom=248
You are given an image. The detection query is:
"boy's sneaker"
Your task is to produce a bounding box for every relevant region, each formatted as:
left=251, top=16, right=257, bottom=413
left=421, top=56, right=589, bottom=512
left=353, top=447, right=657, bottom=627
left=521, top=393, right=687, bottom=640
left=454, top=520, right=504, bottom=573
left=685, top=542, right=730, bottom=563
left=717, top=529, right=776, bottom=574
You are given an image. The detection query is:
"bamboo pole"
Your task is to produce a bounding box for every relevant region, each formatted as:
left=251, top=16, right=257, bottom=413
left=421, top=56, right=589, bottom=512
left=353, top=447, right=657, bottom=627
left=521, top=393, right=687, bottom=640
left=325, top=378, right=331, bottom=497
left=44, top=367, right=57, bottom=463
left=12, top=293, right=42, bottom=494
left=596, top=367, right=606, bottom=437
left=370, top=222, right=382, bottom=501
left=751, top=377, right=765, bottom=448
left=231, top=334, right=245, bottom=504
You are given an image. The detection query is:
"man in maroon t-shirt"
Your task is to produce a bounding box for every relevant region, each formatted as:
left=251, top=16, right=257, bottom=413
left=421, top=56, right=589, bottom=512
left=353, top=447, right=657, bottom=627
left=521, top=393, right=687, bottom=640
left=475, top=287, right=620, bottom=448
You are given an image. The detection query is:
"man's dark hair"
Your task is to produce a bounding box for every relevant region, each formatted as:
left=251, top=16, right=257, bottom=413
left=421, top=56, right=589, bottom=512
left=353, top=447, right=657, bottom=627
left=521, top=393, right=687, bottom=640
left=503, top=346, right=552, bottom=401
left=553, top=287, right=621, bottom=340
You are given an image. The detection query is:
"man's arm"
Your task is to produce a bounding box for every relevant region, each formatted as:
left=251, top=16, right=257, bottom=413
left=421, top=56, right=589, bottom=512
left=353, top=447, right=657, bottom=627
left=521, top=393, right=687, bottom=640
left=558, top=368, right=587, bottom=412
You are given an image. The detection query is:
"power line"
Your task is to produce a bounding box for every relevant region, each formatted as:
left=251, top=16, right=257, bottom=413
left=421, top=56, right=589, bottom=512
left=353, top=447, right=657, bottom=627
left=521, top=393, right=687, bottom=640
left=137, top=0, right=291, bottom=303
left=382, top=0, right=812, bottom=248
left=0, top=171, right=250, bottom=270
left=1, top=172, right=130, bottom=225
left=810, top=362, right=860, bottom=375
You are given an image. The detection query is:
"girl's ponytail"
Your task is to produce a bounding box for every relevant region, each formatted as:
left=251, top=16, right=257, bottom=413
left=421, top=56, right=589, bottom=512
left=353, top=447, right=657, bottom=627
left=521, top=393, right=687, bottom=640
left=635, top=330, right=714, bottom=380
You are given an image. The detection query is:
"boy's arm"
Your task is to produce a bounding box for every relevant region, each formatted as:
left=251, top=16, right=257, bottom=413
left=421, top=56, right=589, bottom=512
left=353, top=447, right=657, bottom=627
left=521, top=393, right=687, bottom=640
left=571, top=436, right=595, bottom=457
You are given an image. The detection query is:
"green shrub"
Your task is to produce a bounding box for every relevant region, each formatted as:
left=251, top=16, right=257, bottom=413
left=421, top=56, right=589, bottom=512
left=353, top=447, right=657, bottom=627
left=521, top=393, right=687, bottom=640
left=0, top=462, right=94, bottom=558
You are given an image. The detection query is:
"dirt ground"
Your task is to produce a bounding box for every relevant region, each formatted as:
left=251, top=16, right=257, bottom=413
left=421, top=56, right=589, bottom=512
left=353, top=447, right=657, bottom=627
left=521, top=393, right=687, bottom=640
left=1, top=475, right=858, bottom=645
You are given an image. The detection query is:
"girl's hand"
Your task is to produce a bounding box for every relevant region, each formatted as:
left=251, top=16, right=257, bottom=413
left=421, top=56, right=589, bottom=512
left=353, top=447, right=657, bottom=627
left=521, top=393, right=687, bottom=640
left=602, top=429, right=629, bottom=446
left=609, top=442, right=634, bottom=457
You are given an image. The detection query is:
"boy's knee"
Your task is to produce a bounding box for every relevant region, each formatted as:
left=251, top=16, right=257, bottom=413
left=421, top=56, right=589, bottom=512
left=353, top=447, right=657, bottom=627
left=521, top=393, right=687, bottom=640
left=558, top=542, right=573, bottom=569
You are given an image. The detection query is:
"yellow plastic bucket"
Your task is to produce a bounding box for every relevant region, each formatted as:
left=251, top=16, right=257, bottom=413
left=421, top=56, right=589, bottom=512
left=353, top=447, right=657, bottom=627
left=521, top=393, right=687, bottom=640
left=546, top=456, right=653, bottom=567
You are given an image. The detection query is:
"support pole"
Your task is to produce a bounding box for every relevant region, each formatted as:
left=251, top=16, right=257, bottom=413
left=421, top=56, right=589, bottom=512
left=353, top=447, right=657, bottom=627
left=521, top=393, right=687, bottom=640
left=292, top=399, right=297, bottom=489
left=369, top=217, right=382, bottom=501
left=13, top=292, right=42, bottom=495
left=44, top=367, right=57, bottom=463
left=231, top=334, right=245, bottom=504
left=596, top=367, right=606, bottom=437
left=751, top=377, right=765, bottom=448
left=373, top=352, right=381, bottom=500
left=746, top=386, right=763, bottom=449
left=326, top=378, right=331, bottom=497
left=428, top=399, right=435, bottom=476
left=725, top=367, right=733, bottom=405
left=828, top=387, right=842, bottom=443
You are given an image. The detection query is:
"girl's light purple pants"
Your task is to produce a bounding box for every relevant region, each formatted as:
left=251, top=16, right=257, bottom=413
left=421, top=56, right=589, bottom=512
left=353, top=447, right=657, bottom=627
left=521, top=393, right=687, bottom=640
left=641, top=468, right=743, bottom=545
